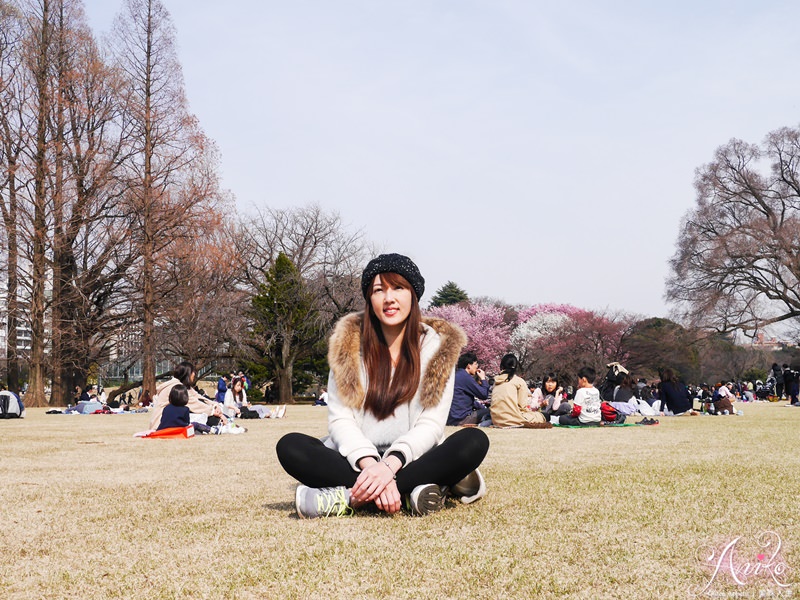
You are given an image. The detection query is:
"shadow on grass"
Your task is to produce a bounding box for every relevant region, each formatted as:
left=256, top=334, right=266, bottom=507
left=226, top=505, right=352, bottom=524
left=262, top=501, right=296, bottom=514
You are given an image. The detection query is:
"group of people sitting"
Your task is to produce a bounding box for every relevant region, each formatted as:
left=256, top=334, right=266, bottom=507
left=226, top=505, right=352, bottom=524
left=446, top=354, right=617, bottom=427
left=445, top=357, right=745, bottom=428
left=215, top=371, right=287, bottom=420
left=148, top=363, right=286, bottom=434
left=65, top=384, right=142, bottom=414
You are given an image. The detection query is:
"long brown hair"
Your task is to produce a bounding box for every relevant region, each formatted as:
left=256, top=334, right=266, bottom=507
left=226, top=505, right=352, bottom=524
left=230, top=377, right=245, bottom=403
left=361, top=272, right=422, bottom=420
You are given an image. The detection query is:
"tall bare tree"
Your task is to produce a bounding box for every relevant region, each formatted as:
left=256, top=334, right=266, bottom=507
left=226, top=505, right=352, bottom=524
left=47, top=4, right=138, bottom=404
left=157, top=218, right=249, bottom=369
left=0, top=0, right=27, bottom=393
left=111, top=0, right=218, bottom=395
left=19, top=0, right=56, bottom=406
left=667, top=126, right=800, bottom=338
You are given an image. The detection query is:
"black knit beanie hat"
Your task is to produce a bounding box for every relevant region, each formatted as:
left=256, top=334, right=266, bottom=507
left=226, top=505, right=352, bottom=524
left=361, top=253, right=425, bottom=300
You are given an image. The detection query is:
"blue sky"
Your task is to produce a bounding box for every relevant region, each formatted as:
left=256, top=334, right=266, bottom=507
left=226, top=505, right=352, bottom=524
left=83, top=0, right=800, bottom=318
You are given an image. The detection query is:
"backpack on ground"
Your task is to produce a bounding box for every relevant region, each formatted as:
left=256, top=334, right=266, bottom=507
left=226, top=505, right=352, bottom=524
left=0, top=391, right=25, bottom=418
left=600, top=401, right=626, bottom=424
left=238, top=406, right=260, bottom=419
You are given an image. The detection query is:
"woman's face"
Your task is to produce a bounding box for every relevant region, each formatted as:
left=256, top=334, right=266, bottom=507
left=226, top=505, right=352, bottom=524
left=545, top=379, right=557, bottom=393
left=233, top=380, right=243, bottom=394
left=370, top=275, right=412, bottom=332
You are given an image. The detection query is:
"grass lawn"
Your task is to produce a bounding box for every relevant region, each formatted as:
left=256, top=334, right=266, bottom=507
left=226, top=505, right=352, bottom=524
left=1, top=402, right=798, bottom=599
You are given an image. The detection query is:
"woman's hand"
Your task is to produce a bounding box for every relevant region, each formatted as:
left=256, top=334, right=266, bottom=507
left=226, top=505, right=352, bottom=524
left=351, top=458, right=396, bottom=505
left=374, top=480, right=402, bottom=514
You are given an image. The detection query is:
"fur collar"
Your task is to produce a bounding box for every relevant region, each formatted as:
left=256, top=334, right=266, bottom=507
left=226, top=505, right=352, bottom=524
left=327, top=312, right=467, bottom=410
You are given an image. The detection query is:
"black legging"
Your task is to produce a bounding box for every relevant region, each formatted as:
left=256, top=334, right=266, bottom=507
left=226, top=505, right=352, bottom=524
left=276, top=428, right=489, bottom=494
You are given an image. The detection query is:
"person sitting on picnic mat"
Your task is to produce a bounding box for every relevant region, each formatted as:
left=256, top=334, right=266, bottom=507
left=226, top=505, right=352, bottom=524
left=446, top=352, right=491, bottom=426
left=658, top=368, right=694, bottom=415
left=555, top=366, right=601, bottom=426
left=276, top=253, right=490, bottom=518
left=149, top=361, right=226, bottom=430
left=534, top=373, right=571, bottom=419
left=489, top=354, right=548, bottom=427
left=157, top=385, right=191, bottom=430
left=713, top=382, right=737, bottom=415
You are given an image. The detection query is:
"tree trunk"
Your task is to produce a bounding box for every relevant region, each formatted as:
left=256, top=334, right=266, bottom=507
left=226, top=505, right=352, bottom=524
left=276, top=334, right=296, bottom=404
left=142, top=255, right=156, bottom=396
left=140, top=0, right=156, bottom=397
left=276, top=364, right=294, bottom=404
left=27, top=0, right=52, bottom=408
left=50, top=1, right=67, bottom=408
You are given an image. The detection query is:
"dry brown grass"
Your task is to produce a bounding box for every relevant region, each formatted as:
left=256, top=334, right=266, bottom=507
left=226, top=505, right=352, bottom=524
left=1, top=403, right=799, bottom=599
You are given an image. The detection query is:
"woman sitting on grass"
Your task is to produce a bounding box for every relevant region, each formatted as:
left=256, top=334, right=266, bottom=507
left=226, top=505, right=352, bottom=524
left=658, top=368, right=694, bottom=415
left=534, top=373, right=570, bottom=419
left=276, top=253, right=490, bottom=518
left=149, top=362, right=226, bottom=430
left=226, top=376, right=286, bottom=419
left=490, top=354, right=548, bottom=427
left=713, top=382, right=737, bottom=415
left=613, top=374, right=636, bottom=403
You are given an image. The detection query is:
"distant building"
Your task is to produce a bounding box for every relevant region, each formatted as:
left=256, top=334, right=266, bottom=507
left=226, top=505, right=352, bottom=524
left=752, top=332, right=792, bottom=351
left=0, top=272, right=33, bottom=375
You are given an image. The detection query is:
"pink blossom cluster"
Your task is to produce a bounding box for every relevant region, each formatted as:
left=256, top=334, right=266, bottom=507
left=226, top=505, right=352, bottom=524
left=427, top=301, right=632, bottom=377
left=426, top=303, right=511, bottom=373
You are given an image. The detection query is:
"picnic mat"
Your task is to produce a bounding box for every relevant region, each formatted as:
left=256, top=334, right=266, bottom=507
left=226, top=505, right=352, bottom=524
left=553, top=423, right=641, bottom=428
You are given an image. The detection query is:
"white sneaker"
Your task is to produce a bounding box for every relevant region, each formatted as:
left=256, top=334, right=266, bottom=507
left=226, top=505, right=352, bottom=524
left=407, top=484, right=446, bottom=516
left=451, top=469, right=487, bottom=504
left=295, top=485, right=353, bottom=519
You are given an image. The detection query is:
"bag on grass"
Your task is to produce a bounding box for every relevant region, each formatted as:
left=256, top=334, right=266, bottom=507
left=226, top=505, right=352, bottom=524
left=600, top=401, right=625, bottom=423
left=238, top=406, right=260, bottom=419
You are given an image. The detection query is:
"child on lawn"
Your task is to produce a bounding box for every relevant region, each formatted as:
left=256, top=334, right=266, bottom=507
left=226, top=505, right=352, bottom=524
left=556, top=366, right=601, bottom=426
left=157, top=385, right=191, bottom=430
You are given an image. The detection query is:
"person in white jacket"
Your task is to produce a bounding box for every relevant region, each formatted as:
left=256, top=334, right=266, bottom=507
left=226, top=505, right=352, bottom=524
left=276, top=254, right=489, bottom=519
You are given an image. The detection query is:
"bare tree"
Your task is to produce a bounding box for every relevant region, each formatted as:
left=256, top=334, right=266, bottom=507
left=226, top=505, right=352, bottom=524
left=111, top=0, right=219, bottom=395
left=157, top=221, right=249, bottom=370
left=237, top=204, right=369, bottom=324
left=19, top=0, right=57, bottom=406
left=41, top=0, right=136, bottom=404
left=235, top=205, right=370, bottom=399
left=667, top=126, right=800, bottom=337
left=0, top=0, right=27, bottom=393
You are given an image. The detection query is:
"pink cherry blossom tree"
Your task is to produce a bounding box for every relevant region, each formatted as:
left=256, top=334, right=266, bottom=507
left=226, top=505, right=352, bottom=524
left=426, top=302, right=511, bottom=373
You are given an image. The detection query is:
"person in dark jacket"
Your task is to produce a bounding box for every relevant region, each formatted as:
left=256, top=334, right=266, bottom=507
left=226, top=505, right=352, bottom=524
left=447, top=352, right=491, bottom=426
left=157, top=385, right=191, bottom=430
left=215, top=375, right=228, bottom=404
left=771, top=363, right=784, bottom=399
left=658, top=368, right=693, bottom=415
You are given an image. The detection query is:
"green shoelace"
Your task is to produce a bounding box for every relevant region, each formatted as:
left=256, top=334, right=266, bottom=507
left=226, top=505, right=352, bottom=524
left=317, top=487, right=354, bottom=517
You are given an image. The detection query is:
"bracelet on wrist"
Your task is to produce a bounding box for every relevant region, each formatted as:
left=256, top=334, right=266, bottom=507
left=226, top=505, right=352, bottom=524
left=380, top=459, right=397, bottom=479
